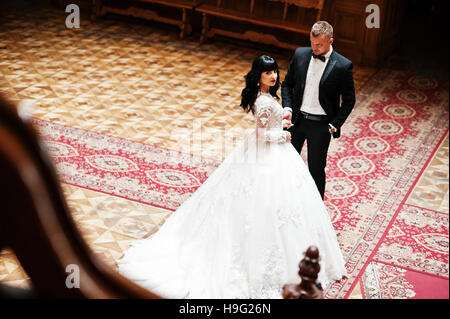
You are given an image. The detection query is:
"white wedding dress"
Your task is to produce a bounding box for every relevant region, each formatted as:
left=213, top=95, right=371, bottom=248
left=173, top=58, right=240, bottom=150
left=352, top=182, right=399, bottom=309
left=117, top=92, right=347, bottom=299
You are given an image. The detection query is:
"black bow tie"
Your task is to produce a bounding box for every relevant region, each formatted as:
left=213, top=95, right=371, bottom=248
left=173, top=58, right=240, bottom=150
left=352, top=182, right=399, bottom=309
left=312, top=53, right=326, bottom=62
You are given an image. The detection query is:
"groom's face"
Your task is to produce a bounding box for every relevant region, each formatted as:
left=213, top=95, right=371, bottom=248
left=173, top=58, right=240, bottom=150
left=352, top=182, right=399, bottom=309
left=310, top=34, right=333, bottom=56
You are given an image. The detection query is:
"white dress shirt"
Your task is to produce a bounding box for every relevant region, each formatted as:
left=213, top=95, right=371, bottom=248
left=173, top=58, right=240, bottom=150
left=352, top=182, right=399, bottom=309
left=300, top=45, right=333, bottom=115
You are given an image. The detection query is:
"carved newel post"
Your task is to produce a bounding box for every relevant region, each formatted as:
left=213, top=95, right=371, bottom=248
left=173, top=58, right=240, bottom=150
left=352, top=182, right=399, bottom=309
left=282, top=246, right=324, bottom=299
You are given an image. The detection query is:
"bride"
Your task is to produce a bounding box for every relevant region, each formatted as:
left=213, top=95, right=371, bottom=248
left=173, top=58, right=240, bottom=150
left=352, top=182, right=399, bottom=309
left=117, top=55, right=347, bottom=299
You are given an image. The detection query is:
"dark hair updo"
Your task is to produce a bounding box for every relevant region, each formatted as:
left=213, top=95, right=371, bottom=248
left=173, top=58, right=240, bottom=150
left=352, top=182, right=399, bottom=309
left=240, top=55, right=280, bottom=114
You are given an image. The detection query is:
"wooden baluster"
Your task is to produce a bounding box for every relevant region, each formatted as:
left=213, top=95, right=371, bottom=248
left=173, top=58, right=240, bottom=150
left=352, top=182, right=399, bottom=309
left=200, top=13, right=210, bottom=43
left=180, top=8, right=193, bottom=39
left=282, top=1, right=288, bottom=22
left=282, top=246, right=324, bottom=299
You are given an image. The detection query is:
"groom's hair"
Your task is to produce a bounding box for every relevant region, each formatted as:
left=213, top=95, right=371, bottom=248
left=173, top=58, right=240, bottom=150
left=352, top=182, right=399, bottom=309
left=311, top=21, right=333, bottom=38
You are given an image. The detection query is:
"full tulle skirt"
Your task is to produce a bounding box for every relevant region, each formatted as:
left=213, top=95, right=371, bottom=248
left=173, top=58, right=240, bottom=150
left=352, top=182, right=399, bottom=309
left=117, top=131, right=347, bottom=298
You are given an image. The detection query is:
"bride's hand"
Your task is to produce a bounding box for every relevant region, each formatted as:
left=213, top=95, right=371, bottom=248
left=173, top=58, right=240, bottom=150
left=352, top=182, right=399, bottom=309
left=283, top=109, right=292, bottom=121
left=285, top=131, right=291, bottom=142
left=282, top=119, right=292, bottom=129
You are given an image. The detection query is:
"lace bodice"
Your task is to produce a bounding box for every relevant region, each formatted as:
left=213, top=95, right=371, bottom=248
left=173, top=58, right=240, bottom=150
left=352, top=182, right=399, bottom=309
left=254, top=92, right=287, bottom=143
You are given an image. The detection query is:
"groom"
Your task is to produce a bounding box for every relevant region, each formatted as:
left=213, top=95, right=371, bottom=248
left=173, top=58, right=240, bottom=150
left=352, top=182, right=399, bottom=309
left=281, top=21, right=356, bottom=199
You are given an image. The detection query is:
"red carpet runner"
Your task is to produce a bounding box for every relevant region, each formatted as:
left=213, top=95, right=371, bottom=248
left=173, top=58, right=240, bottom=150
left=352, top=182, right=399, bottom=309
left=33, top=119, right=221, bottom=211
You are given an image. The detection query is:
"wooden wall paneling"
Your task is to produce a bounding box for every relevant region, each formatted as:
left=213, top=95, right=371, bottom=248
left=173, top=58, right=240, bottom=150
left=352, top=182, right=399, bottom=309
left=378, top=0, right=405, bottom=64
left=252, top=0, right=284, bottom=22
left=325, top=0, right=405, bottom=67
left=87, top=0, right=404, bottom=66
left=325, top=0, right=368, bottom=65
left=197, top=0, right=325, bottom=50
left=361, top=0, right=383, bottom=67
left=58, top=0, right=93, bottom=12
left=361, top=0, right=406, bottom=66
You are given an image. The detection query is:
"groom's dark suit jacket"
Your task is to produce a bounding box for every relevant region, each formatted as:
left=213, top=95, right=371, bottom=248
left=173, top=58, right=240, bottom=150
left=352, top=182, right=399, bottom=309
left=281, top=47, right=356, bottom=138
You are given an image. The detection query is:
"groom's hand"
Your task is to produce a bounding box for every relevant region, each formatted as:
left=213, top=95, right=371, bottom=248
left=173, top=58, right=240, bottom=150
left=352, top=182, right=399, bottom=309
left=328, top=123, right=337, bottom=134
left=282, top=119, right=292, bottom=129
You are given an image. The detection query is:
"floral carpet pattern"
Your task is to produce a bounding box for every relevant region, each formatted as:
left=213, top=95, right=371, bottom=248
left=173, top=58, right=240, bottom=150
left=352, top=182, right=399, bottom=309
left=34, top=118, right=220, bottom=211
left=320, top=70, right=449, bottom=298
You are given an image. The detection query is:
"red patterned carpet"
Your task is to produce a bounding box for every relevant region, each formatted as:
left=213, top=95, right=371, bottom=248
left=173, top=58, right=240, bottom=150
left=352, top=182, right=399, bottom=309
left=320, top=70, right=449, bottom=298
left=34, top=118, right=220, bottom=211
left=34, top=69, right=448, bottom=299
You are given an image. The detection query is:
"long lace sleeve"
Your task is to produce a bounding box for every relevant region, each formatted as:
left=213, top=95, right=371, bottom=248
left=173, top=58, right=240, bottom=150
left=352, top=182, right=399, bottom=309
left=255, top=96, right=287, bottom=143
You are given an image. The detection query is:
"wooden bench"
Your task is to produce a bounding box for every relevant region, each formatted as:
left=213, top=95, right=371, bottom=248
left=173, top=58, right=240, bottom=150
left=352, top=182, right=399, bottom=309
left=92, top=0, right=201, bottom=39
left=197, top=0, right=324, bottom=50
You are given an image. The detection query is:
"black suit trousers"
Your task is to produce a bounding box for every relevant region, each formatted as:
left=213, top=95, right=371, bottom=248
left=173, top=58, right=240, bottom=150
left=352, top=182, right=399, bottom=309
left=290, top=117, right=331, bottom=199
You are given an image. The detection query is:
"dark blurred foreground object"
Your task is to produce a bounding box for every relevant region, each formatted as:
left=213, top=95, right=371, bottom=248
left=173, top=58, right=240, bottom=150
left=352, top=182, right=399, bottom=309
left=282, top=246, right=324, bottom=299
left=0, top=94, right=159, bottom=298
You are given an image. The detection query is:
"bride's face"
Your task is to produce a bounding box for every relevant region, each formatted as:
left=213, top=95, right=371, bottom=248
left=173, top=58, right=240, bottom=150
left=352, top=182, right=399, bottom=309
left=259, top=69, right=277, bottom=88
